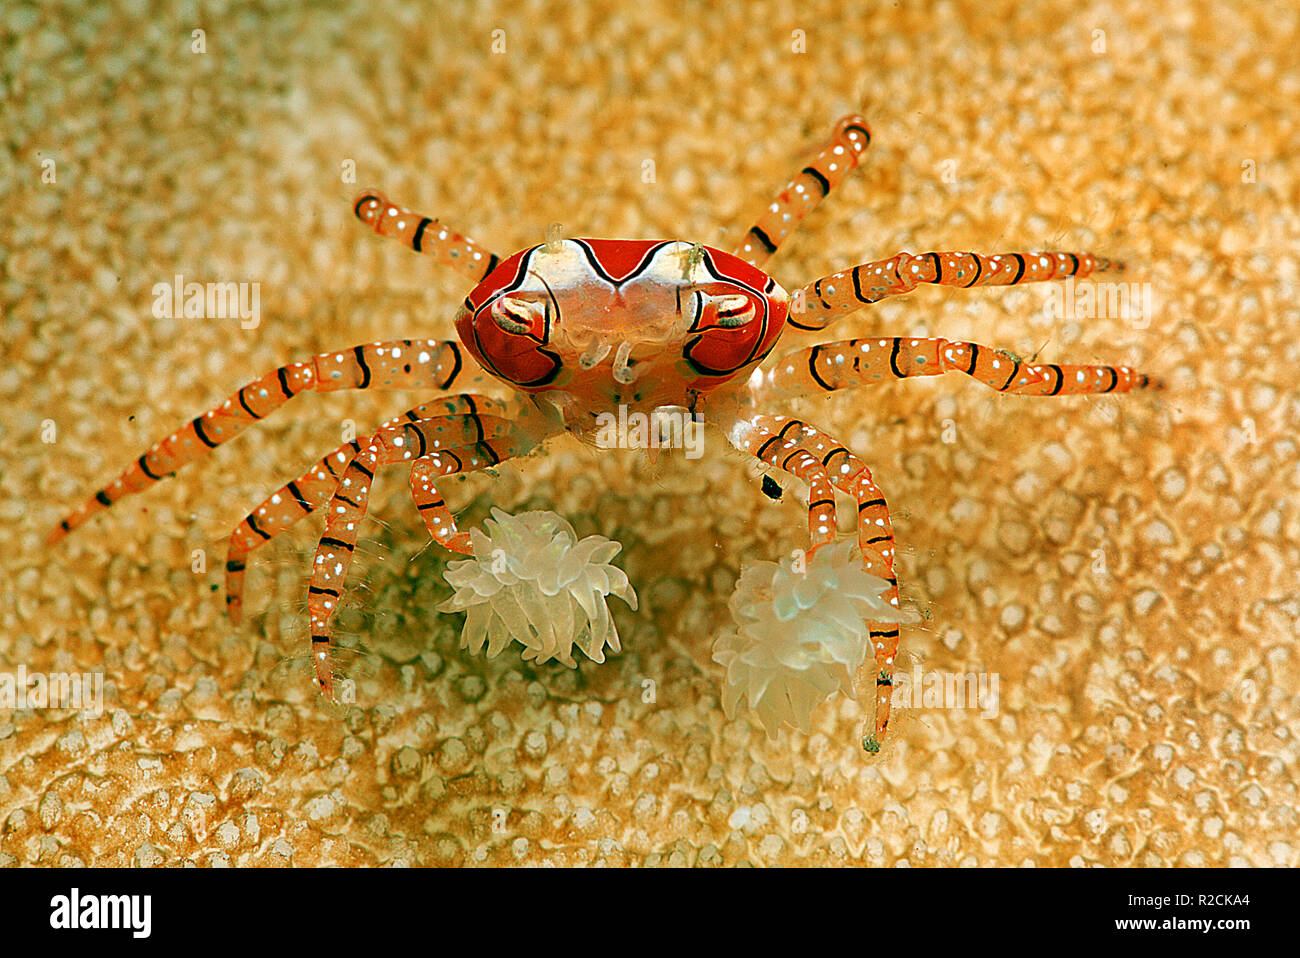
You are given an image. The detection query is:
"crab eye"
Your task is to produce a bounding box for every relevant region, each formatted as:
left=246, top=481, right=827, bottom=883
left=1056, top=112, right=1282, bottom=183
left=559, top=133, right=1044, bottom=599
left=683, top=286, right=758, bottom=331
left=709, top=293, right=756, bottom=328
left=682, top=284, right=772, bottom=378
left=467, top=294, right=560, bottom=389
left=489, top=295, right=548, bottom=339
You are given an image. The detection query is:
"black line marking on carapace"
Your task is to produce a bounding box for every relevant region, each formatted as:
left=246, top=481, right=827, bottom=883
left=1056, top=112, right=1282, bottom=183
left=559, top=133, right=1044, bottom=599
left=138, top=453, right=162, bottom=481
left=353, top=345, right=372, bottom=389
left=821, top=446, right=849, bottom=466
left=411, top=217, right=432, bottom=253
left=572, top=239, right=673, bottom=287
left=965, top=343, right=980, bottom=377
left=963, top=254, right=983, bottom=288
left=246, top=514, right=272, bottom=540
left=192, top=416, right=218, bottom=448
left=756, top=434, right=782, bottom=461
left=858, top=497, right=887, bottom=512
left=468, top=246, right=534, bottom=313
left=802, top=166, right=831, bottom=197
left=531, top=273, right=559, bottom=346
left=416, top=498, right=446, bottom=511
left=1046, top=364, right=1064, bottom=395
left=808, top=498, right=835, bottom=510
left=354, top=195, right=380, bottom=220
left=1100, top=366, right=1119, bottom=393
left=688, top=248, right=774, bottom=370
left=864, top=534, right=891, bottom=545
left=319, top=536, right=354, bottom=552
left=226, top=559, right=246, bottom=572
left=482, top=252, right=500, bottom=279
left=350, top=460, right=374, bottom=481
left=928, top=252, right=942, bottom=285
left=1066, top=253, right=1080, bottom=277
left=309, top=586, right=339, bottom=597
left=276, top=367, right=294, bottom=399
left=95, top=489, right=112, bottom=507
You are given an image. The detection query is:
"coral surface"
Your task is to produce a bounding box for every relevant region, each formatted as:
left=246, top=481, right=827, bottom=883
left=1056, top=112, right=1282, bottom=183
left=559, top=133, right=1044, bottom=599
left=4, top=0, right=1296, bottom=866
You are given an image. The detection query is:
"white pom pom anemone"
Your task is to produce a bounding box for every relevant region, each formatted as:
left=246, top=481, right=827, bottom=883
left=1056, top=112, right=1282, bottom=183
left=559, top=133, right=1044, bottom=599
left=439, top=508, right=638, bottom=668
left=712, top=539, right=909, bottom=738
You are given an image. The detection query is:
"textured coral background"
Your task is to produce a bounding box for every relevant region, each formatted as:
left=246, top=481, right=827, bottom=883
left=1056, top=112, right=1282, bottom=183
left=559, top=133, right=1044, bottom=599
left=3, top=0, right=1297, bottom=866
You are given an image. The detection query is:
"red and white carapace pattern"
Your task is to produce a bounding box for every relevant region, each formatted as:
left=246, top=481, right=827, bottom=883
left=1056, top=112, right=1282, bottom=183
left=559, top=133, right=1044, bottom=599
left=51, top=115, right=1160, bottom=752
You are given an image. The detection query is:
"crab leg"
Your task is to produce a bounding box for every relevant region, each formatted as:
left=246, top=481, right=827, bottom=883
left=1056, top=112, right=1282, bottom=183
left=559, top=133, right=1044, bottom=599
left=225, top=395, right=515, bottom=622
left=49, top=339, right=474, bottom=543
left=305, top=423, right=542, bottom=696
left=354, top=190, right=502, bottom=283
left=730, top=414, right=901, bottom=751
left=733, top=114, right=872, bottom=269
left=788, top=249, right=1125, bottom=331
left=728, top=417, right=842, bottom=554
left=755, top=335, right=1162, bottom=401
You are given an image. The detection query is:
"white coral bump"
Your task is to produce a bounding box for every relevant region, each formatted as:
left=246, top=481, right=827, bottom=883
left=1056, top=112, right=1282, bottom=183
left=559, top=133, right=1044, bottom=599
left=439, top=508, right=638, bottom=667
left=712, top=539, right=907, bottom=737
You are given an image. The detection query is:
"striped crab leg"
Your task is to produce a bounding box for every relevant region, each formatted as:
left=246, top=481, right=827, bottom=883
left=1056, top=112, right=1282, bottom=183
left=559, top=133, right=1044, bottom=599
left=225, top=395, right=515, bottom=623
left=755, top=417, right=901, bottom=752
left=789, top=249, right=1125, bottom=331
left=353, top=190, right=502, bottom=283
left=48, top=339, right=472, bottom=543
left=733, top=114, right=872, bottom=269
left=305, top=422, right=543, bottom=696
left=755, top=335, right=1163, bottom=402
left=727, top=417, right=843, bottom=555
left=731, top=414, right=902, bottom=751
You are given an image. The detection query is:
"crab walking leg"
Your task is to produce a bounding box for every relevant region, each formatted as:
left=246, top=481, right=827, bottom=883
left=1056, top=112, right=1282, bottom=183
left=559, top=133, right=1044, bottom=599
left=225, top=395, right=515, bottom=622
left=733, top=115, right=872, bottom=269
left=306, top=428, right=539, bottom=696
left=788, top=249, right=1125, bottom=331
left=728, top=417, right=842, bottom=554
left=754, top=336, right=1163, bottom=402
left=746, top=415, right=903, bottom=751
left=354, top=190, right=501, bottom=283
left=48, top=339, right=472, bottom=543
